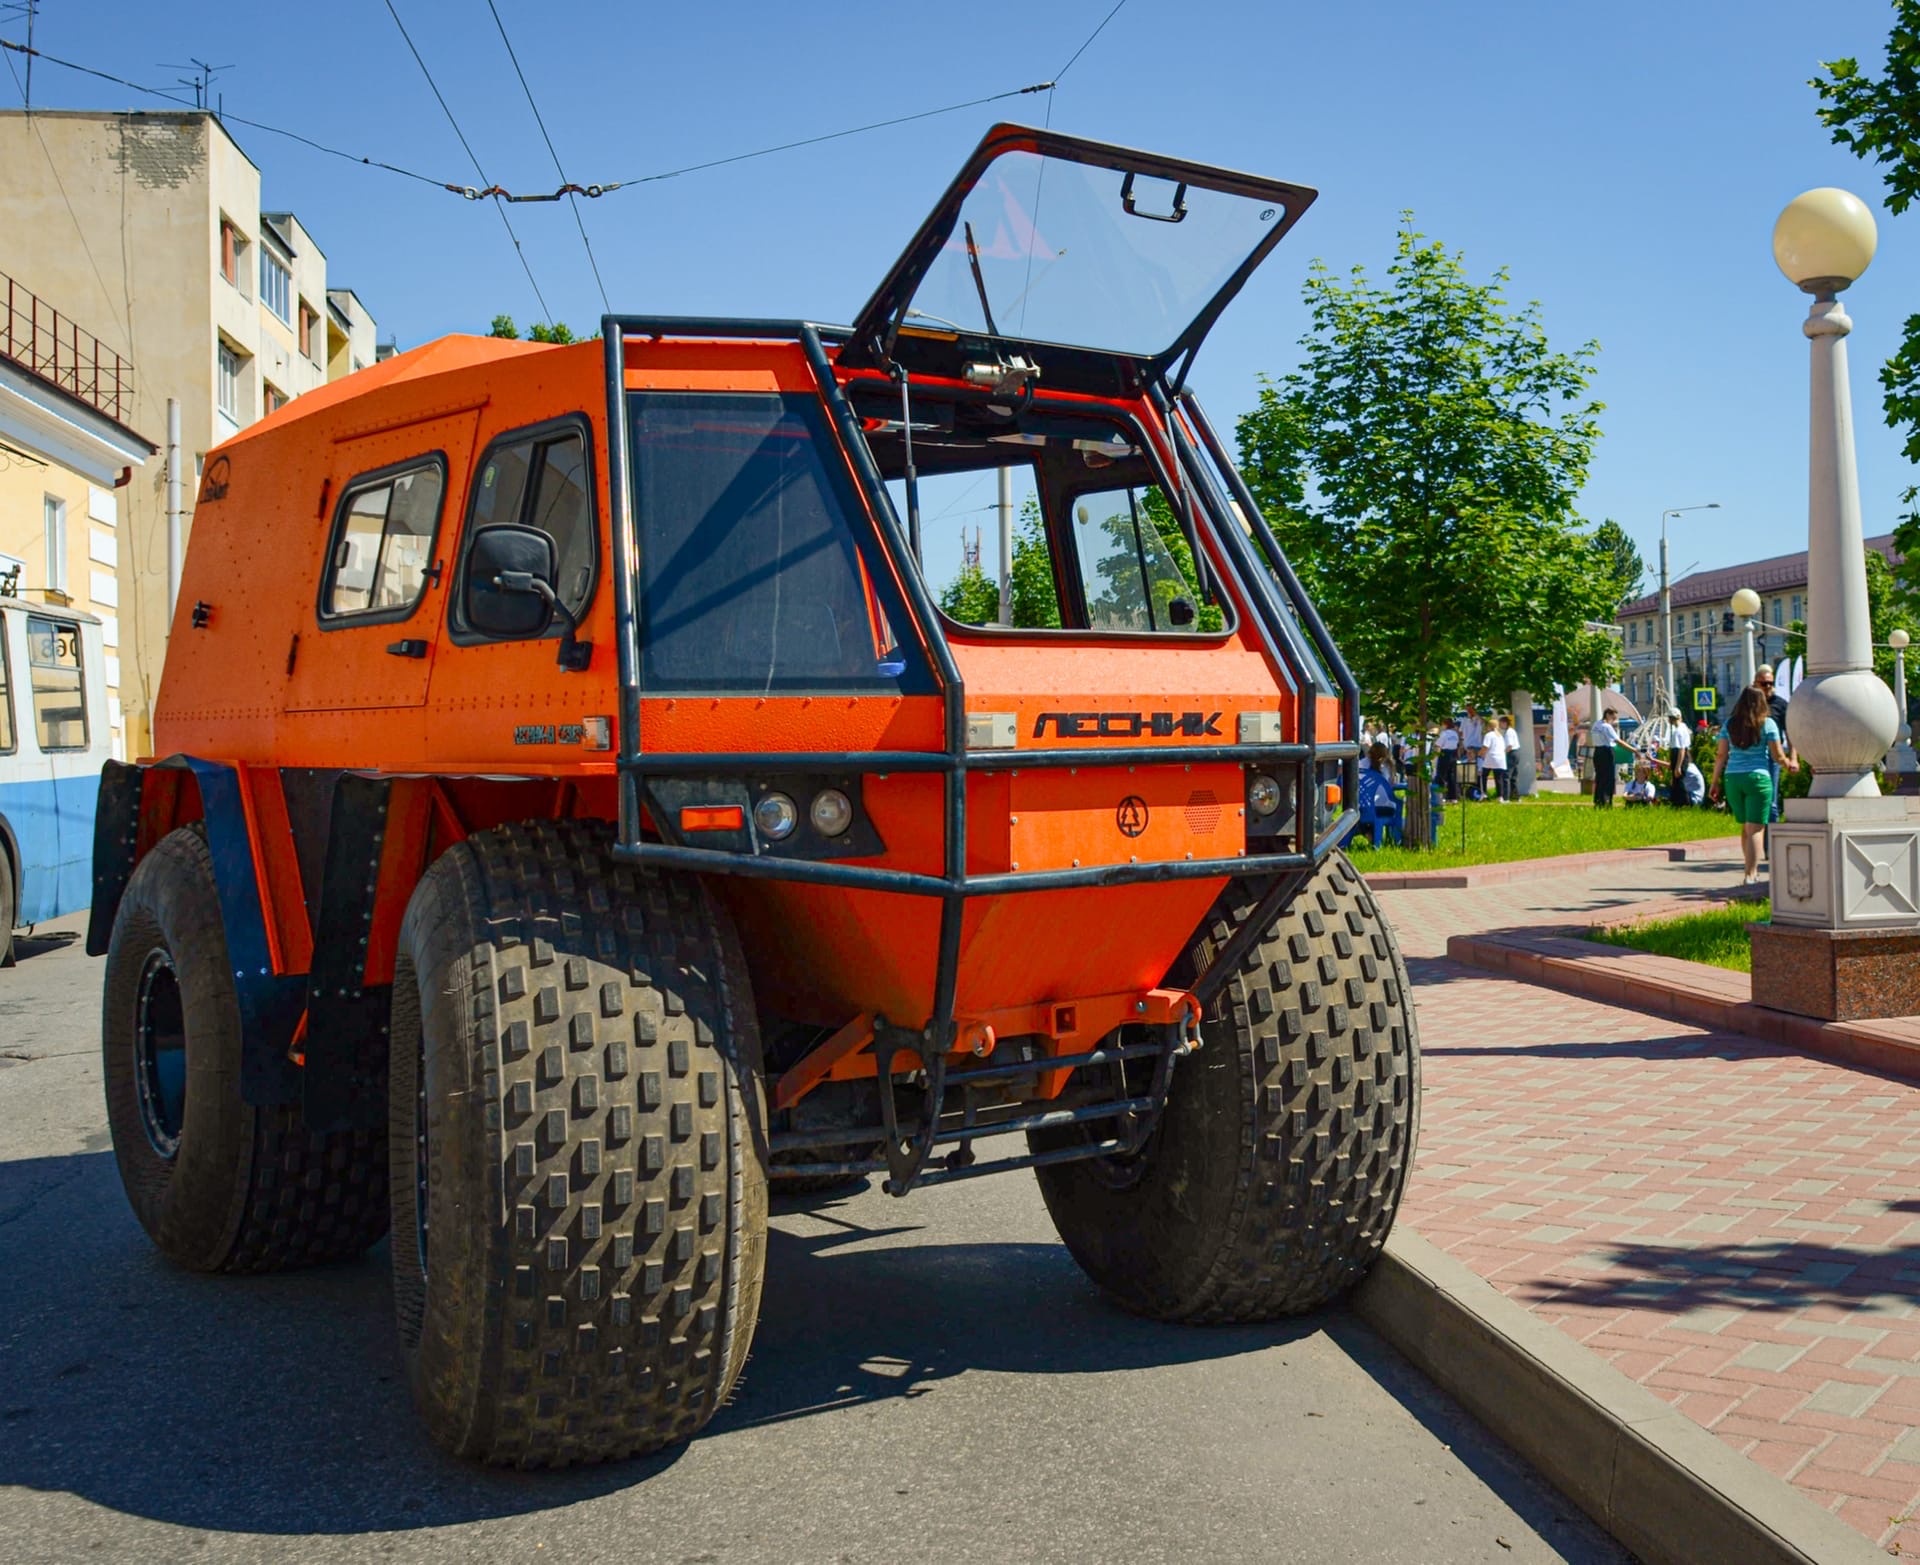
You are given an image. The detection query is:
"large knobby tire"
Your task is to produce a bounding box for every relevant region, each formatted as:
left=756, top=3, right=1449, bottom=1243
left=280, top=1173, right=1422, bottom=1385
left=101, top=825, right=390, bottom=1272
left=1033, top=852, right=1419, bottom=1321
left=390, top=821, right=768, bottom=1468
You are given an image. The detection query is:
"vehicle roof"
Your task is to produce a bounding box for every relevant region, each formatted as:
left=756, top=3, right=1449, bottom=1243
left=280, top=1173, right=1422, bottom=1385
left=220, top=333, right=559, bottom=446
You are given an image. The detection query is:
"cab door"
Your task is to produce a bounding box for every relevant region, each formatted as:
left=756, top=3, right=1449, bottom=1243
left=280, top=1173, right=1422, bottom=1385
left=283, top=408, right=480, bottom=713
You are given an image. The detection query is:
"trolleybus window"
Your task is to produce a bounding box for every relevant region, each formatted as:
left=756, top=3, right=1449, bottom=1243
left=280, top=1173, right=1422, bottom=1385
left=26, top=614, right=86, bottom=750
left=0, top=612, right=14, bottom=754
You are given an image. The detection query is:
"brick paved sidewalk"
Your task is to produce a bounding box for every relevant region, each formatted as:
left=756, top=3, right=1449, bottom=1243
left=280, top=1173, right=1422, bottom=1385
left=1373, top=865, right=1920, bottom=1556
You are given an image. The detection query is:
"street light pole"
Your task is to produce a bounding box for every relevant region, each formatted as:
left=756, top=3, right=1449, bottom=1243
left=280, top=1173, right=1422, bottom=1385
left=1659, top=502, right=1719, bottom=714
left=1889, top=628, right=1917, bottom=781
left=1733, top=587, right=1761, bottom=687
left=1753, top=187, right=1919, bottom=1019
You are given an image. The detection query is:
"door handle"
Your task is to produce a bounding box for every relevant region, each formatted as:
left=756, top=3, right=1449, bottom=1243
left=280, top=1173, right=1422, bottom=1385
left=386, top=639, right=428, bottom=659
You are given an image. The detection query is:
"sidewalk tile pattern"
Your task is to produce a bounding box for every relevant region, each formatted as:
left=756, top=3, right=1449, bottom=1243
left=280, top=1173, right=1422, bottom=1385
left=1372, top=868, right=1920, bottom=1556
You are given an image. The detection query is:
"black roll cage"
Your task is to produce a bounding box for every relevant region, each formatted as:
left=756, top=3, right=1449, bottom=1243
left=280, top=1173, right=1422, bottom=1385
left=600, top=318, right=1362, bottom=1098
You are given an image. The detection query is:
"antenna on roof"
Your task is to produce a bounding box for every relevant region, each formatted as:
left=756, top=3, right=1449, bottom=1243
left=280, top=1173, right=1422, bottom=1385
left=0, top=0, right=37, bottom=110
left=161, top=57, right=232, bottom=110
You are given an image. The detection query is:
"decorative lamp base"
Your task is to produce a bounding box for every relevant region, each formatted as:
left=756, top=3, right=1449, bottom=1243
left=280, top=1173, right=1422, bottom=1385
left=1768, top=796, right=1920, bottom=929
left=1749, top=922, right=1920, bottom=1022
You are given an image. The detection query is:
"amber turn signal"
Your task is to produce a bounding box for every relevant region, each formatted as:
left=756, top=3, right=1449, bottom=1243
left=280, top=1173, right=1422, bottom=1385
left=679, top=804, right=746, bottom=832
left=1324, top=783, right=1342, bottom=808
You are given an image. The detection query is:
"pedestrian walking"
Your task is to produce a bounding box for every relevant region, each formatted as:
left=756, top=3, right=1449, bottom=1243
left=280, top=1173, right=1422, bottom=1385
left=1496, top=714, right=1519, bottom=800
left=1709, top=684, right=1799, bottom=884
left=1755, top=663, right=1793, bottom=821
left=1460, top=703, right=1485, bottom=800
left=1591, top=707, right=1620, bottom=808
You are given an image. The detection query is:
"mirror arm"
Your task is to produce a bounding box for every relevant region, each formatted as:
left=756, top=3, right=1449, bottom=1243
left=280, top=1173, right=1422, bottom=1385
left=492, top=571, right=593, bottom=672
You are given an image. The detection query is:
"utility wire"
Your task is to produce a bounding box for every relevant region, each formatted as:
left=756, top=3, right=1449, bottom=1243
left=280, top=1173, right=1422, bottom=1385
left=481, top=0, right=608, bottom=312
left=614, top=82, right=1054, bottom=187
left=380, top=0, right=551, bottom=321
left=1055, top=0, right=1129, bottom=80
left=0, top=37, right=449, bottom=186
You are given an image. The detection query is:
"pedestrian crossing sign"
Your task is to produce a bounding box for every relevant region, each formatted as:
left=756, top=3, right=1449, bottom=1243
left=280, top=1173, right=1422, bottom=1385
left=1692, top=688, right=1717, bottom=711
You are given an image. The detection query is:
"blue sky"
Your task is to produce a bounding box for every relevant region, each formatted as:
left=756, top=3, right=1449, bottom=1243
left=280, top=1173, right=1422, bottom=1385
left=8, top=0, right=1915, bottom=599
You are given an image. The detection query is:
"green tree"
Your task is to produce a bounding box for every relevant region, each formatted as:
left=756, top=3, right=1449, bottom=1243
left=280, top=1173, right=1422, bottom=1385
left=1235, top=220, right=1618, bottom=749
left=488, top=314, right=578, bottom=344
left=1588, top=518, right=1645, bottom=607
left=1814, top=6, right=1920, bottom=594
left=939, top=559, right=1001, bottom=625
left=1008, top=500, right=1062, bottom=629
left=1782, top=545, right=1919, bottom=687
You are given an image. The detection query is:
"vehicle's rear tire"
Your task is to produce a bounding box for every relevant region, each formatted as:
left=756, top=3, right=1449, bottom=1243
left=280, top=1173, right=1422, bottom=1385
left=0, top=844, right=14, bottom=967
left=101, top=825, right=390, bottom=1272
left=1032, top=851, right=1419, bottom=1321
left=390, top=821, right=768, bottom=1468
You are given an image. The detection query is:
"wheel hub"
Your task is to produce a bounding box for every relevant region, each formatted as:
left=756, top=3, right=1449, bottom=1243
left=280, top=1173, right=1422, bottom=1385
left=133, top=949, right=187, bottom=1159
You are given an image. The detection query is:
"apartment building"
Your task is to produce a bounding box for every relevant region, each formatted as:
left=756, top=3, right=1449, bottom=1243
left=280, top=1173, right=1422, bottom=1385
left=0, top=109, right=382, bottom=758
left=1616, top=533, right=1901, bottom=713
left=0, top=273, right=156, bottom=759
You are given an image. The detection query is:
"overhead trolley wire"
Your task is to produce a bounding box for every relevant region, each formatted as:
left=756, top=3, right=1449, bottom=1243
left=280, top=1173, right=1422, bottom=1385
left=380, top=0, right=552, bottom=321
left=1054, top=0, right=1130, bottom=82
left=0, top=36, right=449, bottom=187
left=481, top=0, right=608, bottom=312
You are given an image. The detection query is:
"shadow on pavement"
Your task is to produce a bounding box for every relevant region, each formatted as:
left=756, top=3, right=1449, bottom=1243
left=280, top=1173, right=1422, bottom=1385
left=1422, top=1032, right=1784, bottom=1064
left=0, top=1152, right=1423, bottom=1538
left=1515, top=1235, right=1920, bottom=1315
left=6, top=927, right=82, bottom=964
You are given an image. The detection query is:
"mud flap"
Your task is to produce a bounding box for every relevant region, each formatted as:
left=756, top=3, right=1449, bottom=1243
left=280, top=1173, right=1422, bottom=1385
left=301, top=773, right=393, bottom=1133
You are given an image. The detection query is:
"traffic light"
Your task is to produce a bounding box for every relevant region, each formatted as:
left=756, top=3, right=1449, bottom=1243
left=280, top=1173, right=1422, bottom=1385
left=1720, top=612, right=1736, bottom=634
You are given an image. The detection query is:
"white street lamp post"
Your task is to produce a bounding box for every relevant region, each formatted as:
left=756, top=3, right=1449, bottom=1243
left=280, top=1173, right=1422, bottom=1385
left=1658, top=502, right=1719, bottom=711
left=1889, top=628, right=1917, bottom=780
left=1758, top=187, right=1920, bottom=977
left=1732, top=586, right=1761, bottom=688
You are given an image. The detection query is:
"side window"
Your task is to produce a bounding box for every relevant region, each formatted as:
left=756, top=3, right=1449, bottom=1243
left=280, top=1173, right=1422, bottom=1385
left=320, top=460, right=446, bottom=622
left=26, top=614, right=86, bottom=750
left=1069, top=486, right=1211, bottom=633
left=463, top=422, right=595, bottom=633
left=0, top=614, right=14, bottom=754
left=632, top=391, right=931, bottom=693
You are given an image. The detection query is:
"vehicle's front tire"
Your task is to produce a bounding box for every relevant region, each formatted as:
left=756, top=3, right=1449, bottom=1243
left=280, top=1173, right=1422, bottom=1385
left=390, top=821, right=768, bottom=1468
left=101, top=825, right=390, bottom=1271
left=1033, top=852, right=1419, bottom=1321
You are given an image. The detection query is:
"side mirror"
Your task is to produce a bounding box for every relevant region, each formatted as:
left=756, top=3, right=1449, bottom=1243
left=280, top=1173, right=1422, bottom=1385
left=467, top=525, right=557, bottom=638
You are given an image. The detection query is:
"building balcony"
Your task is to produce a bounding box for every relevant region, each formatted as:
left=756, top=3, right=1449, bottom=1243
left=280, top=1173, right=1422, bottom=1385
left=2, top=269, right=133, bottom=425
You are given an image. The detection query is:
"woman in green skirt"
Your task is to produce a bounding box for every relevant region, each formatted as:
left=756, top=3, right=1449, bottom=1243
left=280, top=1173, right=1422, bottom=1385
left=1709, top=685, right=1799, bottom=885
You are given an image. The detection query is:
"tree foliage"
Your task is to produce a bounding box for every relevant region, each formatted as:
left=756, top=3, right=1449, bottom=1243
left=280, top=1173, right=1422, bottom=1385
left=489, top=314, right=579, bottom=344
left=938, top=559, right=1001, bottom=625
left=1235, top=220, right=1618, bottom=735
left=1588, top=518, right=1645, bottom=607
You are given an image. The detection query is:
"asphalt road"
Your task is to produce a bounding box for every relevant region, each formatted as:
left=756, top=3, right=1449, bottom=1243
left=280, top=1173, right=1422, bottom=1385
left=0, top=915, right=1629, bottom=1565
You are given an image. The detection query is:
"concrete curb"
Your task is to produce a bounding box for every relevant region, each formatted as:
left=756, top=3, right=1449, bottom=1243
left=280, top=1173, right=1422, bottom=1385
left=1448, top=928, right=1920, bottom=1081
left=1353, top=1231, right=1885, bottom=1565
left=1361, top=837, right=1742, bottom=890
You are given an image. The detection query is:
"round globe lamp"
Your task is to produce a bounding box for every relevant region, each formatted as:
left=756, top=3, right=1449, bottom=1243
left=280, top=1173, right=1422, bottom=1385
left=1731, top=588, right=1761, bottom=619
left=1773, top=188, right=1878, bottom=293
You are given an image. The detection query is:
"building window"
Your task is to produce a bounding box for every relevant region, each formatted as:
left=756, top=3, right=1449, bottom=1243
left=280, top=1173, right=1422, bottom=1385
left=1791, top=594, right=1803, bottom=624
left=26, top=613, right=87, bottom=750
left=220, top=219, right=241, bottom=285
left=260, top=248, right=292, bottom=324
left=43, top=495, right=67, bottom=595
left=1628, top=621, right=1637, bottom=647
left=299, top=302, right=320, bottom=360
left=218, top=342, right=241, bottom=420
left=263, top=383, right=287, bottom=416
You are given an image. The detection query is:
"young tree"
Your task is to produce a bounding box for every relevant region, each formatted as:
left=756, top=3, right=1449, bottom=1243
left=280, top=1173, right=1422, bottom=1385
left=939, top=560, right=1001, bottom=625
left=1008, top=501, right=1062, bottom=629
left=1588, top=518, right=1646, bottom=606
left=488, top=315, right=579, bottom=344
left=1236, top=220, right=1618, bottom=838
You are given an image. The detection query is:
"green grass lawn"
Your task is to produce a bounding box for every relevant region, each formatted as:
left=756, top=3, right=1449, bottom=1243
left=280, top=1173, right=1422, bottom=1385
left=1352, top=794, right=1739, bottom=873
left=1588, top=900, right=1769, bottom=973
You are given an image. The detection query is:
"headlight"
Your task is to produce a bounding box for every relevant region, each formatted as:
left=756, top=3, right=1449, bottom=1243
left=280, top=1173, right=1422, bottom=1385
left=810, top=788, right=854, bottom=838
left=754, top=792, right=798, bottom=841
left=1248, top=773, right=1284, bottom=817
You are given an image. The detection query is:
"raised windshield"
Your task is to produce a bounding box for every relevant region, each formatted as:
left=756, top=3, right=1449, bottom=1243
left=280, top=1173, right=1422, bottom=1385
left=845, top=125, right=1314, bottom=386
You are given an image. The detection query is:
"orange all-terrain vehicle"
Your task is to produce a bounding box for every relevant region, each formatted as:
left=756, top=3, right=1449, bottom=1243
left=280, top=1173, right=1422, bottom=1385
left=90, top=125, right=1418, bottom=1466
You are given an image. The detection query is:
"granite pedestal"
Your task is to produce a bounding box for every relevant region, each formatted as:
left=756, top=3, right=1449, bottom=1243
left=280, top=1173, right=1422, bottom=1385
left=1748, top=920, right=1920, bottom=1022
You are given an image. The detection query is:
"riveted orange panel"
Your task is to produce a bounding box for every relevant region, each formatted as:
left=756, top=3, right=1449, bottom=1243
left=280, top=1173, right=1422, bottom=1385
left=1005, top=764, right=1245, bottom=873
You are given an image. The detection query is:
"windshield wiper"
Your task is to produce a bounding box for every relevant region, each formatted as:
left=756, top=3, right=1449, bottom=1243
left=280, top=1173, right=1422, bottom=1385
left=962, top=220, right=1002, bottom=339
